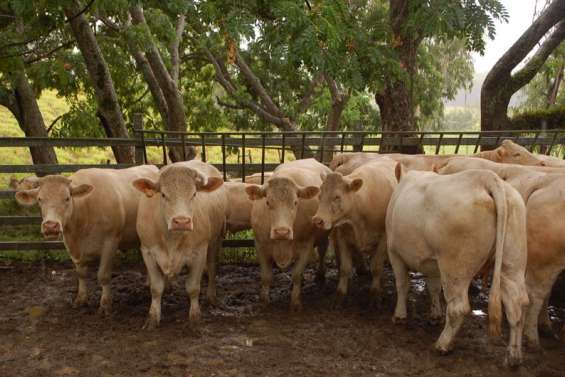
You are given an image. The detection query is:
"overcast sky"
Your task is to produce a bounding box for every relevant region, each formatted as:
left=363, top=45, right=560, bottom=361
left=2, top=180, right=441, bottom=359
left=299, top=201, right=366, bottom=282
left=472, top=0, right=538, bottom=73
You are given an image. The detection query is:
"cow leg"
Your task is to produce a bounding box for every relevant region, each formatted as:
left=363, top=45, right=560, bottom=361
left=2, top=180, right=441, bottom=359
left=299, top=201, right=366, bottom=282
left=335, top=236, right=352, bottom=307
left=501, top=276, right=528, bottom=367
left=186, top=249, right=207, bottom=323
left=388, top=249, right=409, bottom=323
left=427, top=275, right=443, bottom=324
left=538, top=297, right=553, bottom=336
left=434, top=279, right=470, bottom=354
left=256, top=243, right=273, bottom=306
left=524, top=269, right=559, bottom=349
left=141, top=248, right=165, bottom=329
left=206, top=239, right=220, bottom=306
left=290, top=242, right=312, bottom=312
left=72, top=260, right=88, bottom=308
left=97, top=242, right=117, bottom=316
left=315, top=236, right=329, bottom=284
left=369, top=236, right=387, bottom=302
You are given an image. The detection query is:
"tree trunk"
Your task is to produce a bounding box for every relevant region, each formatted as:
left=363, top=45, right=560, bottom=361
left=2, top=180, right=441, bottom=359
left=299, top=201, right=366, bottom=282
left=374, top=0, right=422, bottom=154
left=481, top=1, right=565, bottom=134
left=12, top=71, right=58, bottom=173
left=323, top=78, right=349, bottom=163
left=64, top=0, right=134, bottom=163
left=129, top=4, right=195, bottom=162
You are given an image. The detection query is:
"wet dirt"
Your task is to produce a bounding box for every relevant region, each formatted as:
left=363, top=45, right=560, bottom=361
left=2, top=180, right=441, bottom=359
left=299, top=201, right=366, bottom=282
left=1, top=259, right=564, bottom=377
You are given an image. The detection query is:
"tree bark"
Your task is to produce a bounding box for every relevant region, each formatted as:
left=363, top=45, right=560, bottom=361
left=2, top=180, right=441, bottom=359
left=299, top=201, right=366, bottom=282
left=547, top=62, right=564, bottom=106
left=130, top=4, right=195, bottom=162
left=375, top=0, right=422, bottom=154
left=323, top=77, right=349, bottom=162
left=0, top=71, right=58, bottom=174
left=203, top=47, right=314, bottom=158
left=481, top=0, right=565, bottom=133
left=64, top=0, right=134, bottom=163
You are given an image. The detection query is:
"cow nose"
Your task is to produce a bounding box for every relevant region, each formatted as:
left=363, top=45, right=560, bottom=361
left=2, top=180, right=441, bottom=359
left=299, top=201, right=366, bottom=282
left=171, top=216, right=193, bottom=231
left=42, top=221, right=60, bottom=233
left=272, top=227, right=291, bottom=240
left=312, top=215, right=324, bottom=229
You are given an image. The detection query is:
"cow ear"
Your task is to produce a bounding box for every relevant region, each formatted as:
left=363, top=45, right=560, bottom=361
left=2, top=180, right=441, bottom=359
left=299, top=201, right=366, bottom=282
left=539, top=160, right=546, bottom=167
left=133, top=178, right=159, bottom=197
left=298, top=185, right=319, bottom=199
left=245, top=184, right=266, bottom=200
left=8, top=176, right=18, bottom=189
left=395, top=162, right=405, bottom=182
left=496, top=148, right=505, bottom=158
left=15, top=188, right=39, bottom=206
left=71, top=184, right=94, bottom=198
left=199, top=176, right=223, bottom=192
left=348, top=178, right=363, bottom=192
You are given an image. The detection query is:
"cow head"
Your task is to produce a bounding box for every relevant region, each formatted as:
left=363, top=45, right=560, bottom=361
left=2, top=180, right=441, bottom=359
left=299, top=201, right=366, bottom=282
left=312, top=172, right=362, bottom=231
left=133, top=164, right=223, bottom=232
left=245, top=177, right=319, bottom=241
left=486, top=140, right=545, bottom=166
left=15, top=176, right=94, bottom=240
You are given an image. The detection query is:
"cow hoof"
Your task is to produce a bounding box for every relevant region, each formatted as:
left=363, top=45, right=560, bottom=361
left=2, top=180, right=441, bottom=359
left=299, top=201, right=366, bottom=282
left=72, top=298, right=88, bottom=309
left=504, top=353, right=523, bottom=369
left=189, top=310, right=201, bottom=323
left=290, top=302, right=303, bottom=313
left=206, top=295, right=218, bottom=307
left=97, top=305, right=112, bottom=317
left=333, top=292, right=346, bottom=309
left=392, top=315, right=407, bottom=325
left=142, top=318, right=159, bottom=330
left=433, top=343, right=452, bottom=356
left=524, top=339, right=541, bottom=353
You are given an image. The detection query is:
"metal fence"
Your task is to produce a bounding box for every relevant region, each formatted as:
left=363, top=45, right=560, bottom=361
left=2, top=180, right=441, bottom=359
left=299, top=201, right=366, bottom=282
left=1, top=128, right=564, bottom=260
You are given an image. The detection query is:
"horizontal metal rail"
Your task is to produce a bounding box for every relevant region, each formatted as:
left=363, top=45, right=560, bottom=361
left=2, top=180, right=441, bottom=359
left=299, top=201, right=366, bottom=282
left=0, top=239, right=254, bottom=251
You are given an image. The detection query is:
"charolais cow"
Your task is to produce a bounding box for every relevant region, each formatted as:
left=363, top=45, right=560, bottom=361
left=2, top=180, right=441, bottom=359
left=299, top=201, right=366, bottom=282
left=312, top=159, right=397, bottom=304
left=133, top=160, right=227, bottom=328
left=475, top=139, right=562, bottom=166
left=245, top=158, right=330, bottom=311
left=330, top=152, right=455, bottom=175
left=386, top=164, right=529, bottom=366
left=15, top=165, right=159, bottom=315
left=438, top=156, right=565, bottom=347
left=9, top=175, right=40, bottom=191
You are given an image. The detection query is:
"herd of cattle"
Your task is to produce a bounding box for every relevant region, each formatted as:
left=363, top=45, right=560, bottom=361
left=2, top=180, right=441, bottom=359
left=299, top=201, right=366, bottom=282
left=8, top=139, right=565, bottom=367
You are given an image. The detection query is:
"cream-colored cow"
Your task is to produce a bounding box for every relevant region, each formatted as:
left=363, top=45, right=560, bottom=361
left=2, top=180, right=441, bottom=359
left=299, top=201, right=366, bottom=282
left=133, top=161, right=227, bottom=328
left=387, top=165, right=528, bottom=366
left=15, top=165, right=159, bottom=314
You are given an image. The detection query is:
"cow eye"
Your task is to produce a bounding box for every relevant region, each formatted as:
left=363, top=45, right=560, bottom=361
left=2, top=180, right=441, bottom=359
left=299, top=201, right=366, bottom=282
left=161, top=193, right=166, bottom=199
left=334, top=195, right=341, bottom=201
left=266, top=200, right=271, bottom=207
left=65, top=197, right=70, bottom=202
left=193, top=192, right=197, bottom=198
left=37, top=197, right=42, bottom=203
left=294, top=200, right=298, bottom=206
left=513, top=153, right=520, bottom=157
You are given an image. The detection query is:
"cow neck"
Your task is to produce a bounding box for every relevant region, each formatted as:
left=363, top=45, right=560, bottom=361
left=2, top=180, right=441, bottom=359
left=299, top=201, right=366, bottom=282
left=64, top=196, right=89, bottom=237
left=348, top=197, right=376, bottom=252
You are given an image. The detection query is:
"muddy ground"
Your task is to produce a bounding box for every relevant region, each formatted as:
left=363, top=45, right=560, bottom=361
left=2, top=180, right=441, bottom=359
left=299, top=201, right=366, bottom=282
left=1, top=259, right=565, bottom=377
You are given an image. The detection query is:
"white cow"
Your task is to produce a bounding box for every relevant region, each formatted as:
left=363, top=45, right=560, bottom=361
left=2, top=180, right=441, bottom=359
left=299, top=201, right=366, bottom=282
left=386, top=164, right=529, bottom=366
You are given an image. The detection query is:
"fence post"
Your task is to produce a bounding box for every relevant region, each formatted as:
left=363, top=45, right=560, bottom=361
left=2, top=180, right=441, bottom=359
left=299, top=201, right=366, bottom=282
left=133, top=113, right=144, bottom=165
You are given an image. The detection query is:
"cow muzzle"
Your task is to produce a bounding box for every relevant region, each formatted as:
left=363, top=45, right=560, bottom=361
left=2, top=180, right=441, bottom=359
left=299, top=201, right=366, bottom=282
left=312, top=215, right=331, bottom=231
left=170, top=216, right=193, bottom=231
left=271, top=227, right=293, bottom=240
left=41, top=221, right=61, bottom=239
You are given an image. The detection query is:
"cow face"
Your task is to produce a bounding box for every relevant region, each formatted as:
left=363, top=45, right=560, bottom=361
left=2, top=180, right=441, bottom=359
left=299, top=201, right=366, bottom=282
left=133, top=165, right=223, bottom=232
left=15, top=176, right=94, bottom=239
left=312, top=173, right=362, bottom=231
left=493, top=140, right=545, bottom=166
left=246, top=177, right=319, bottom=241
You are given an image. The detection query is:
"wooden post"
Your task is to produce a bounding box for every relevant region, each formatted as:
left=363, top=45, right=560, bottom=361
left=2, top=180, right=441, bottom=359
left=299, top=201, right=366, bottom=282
left=133, top=113, right=144, bottom=164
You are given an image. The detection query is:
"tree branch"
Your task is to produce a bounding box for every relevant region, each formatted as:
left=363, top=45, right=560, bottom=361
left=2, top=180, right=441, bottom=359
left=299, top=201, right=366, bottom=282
left=235, top=51, right=285, bottom=118
left=170, top=14, right=186, bottom=85
left=215, top=96, right=246, bottom=110
left=510, top=20, right=565, bottom=91
left=23, top=40, right=74, bottom=64
left=295, top=73, right=324, bottom=115
left=485, top=0, right=565, bottom=85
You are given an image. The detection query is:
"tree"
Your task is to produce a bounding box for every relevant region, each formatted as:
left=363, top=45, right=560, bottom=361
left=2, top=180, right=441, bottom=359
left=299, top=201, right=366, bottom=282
left=481, top=0, right=565, bottom=132
left=63, top=0, right=133, bottom=163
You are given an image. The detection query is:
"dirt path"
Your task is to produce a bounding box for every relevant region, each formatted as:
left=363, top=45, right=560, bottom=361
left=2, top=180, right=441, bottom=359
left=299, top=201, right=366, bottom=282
left=1, top=260, right=564, bottom=377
